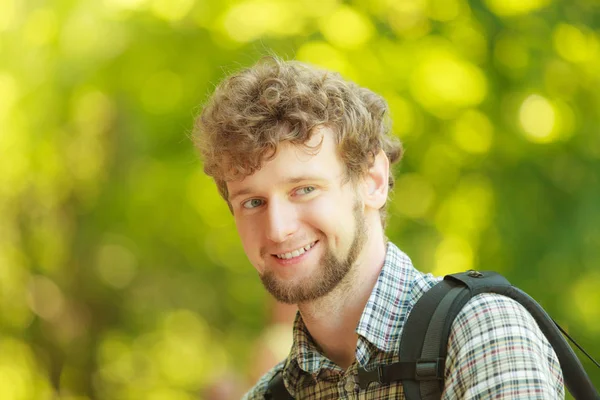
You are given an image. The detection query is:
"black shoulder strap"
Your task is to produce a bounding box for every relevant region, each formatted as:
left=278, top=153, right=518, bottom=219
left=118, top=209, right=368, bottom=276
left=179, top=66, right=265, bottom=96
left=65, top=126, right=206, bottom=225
left=265, top=370, right=293, bottom=400
left=382, top=270, right=599, bottom=400
left=397, top=271, right=513, bottom=399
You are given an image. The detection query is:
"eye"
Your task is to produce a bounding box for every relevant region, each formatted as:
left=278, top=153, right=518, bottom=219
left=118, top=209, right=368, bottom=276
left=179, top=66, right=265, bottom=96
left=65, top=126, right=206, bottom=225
left=295, top=186, right=316, bottom=195
left=242, top=198, right=264, bottom=209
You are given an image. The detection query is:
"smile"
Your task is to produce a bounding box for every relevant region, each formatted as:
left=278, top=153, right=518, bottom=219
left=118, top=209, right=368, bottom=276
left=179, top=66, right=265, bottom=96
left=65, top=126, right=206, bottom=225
left=275, top=241, right=317, bottom=260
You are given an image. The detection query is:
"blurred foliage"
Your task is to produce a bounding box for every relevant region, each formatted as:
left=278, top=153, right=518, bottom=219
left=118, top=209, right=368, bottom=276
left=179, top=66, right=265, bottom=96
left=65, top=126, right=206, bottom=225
left=1, top=0, right=599, bottom=398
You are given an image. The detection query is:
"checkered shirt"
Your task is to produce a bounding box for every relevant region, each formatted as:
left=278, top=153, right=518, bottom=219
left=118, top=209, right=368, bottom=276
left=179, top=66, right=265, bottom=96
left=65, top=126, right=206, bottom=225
left=243, top=243, right=564, bottom=399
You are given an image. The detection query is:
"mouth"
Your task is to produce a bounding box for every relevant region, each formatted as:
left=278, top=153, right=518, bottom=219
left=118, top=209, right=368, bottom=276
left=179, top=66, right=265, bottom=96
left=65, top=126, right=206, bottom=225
left=273, top=241, right=318, bottom=260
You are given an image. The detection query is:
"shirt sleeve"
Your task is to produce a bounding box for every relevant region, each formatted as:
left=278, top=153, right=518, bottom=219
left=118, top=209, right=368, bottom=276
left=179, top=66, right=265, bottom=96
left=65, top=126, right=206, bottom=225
left=442, top=293, right=565, bottom=399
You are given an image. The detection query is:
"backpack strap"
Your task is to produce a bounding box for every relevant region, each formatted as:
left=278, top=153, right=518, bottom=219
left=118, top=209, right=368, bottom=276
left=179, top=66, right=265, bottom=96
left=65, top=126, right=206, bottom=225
left=447, top=271, right=599, bottom=400
left=356, top=270, right=599, bottom=400
left=265, top=370, right=293, bottom=400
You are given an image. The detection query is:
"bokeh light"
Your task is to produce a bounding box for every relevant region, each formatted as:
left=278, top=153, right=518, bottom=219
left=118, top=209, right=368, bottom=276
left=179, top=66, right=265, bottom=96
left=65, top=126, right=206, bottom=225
left=519, top=94, right=558, bottom=143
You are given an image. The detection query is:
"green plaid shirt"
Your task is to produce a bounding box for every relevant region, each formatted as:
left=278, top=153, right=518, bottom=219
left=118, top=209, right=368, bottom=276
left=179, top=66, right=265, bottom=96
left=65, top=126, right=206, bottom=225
left=244, top=243, right=564, bottom=399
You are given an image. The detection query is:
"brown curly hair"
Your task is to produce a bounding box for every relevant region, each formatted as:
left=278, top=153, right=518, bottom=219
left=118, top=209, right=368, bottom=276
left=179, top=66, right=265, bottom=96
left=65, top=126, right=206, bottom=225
left=193, top=56, right=403, bottom=225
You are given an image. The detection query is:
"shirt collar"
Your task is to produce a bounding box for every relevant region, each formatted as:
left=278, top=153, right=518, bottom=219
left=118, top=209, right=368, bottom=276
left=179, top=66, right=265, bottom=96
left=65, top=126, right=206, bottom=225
left=288, top=311, right=324, bottom=374
left=355, top=242, right=438, bottom=358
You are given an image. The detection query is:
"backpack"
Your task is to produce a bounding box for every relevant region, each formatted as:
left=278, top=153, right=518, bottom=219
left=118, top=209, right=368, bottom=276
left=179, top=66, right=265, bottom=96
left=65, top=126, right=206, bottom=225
left=265, top=270, right=600, bottom=400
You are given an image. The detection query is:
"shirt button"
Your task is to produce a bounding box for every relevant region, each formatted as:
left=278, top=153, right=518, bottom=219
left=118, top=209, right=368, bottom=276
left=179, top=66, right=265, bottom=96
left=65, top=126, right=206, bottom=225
left=344, top=378, right=357, bottom=393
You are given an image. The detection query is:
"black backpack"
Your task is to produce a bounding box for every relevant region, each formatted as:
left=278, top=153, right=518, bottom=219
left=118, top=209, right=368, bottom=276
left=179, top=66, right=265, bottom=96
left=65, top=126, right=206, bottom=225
left=265, top=270, right=600, bottom=400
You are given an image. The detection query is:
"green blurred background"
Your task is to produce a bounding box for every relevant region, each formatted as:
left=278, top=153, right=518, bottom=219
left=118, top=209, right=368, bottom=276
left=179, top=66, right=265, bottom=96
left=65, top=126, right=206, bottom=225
left=1, top=0, right=599, bottom=398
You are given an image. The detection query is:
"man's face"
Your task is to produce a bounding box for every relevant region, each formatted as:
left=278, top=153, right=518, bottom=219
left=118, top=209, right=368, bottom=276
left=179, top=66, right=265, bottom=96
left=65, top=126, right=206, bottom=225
left=226, top=127, right=368, bottom=304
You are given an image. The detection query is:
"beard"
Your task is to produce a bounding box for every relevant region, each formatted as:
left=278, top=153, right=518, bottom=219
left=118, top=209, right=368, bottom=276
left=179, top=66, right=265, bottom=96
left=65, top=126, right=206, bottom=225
left=259, top=198, right=368, bottom=304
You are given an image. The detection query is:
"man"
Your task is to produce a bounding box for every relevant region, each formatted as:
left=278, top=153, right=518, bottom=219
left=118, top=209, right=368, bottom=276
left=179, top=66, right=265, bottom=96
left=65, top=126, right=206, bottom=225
left=194, top=57, right=564, bottom=399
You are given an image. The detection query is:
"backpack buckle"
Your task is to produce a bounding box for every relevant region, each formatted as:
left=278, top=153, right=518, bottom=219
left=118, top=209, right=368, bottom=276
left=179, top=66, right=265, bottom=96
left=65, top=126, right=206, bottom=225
left=415, top=358, right=444, bottom=381
left=357, top=365, right=383, bottom=389
left=467, top=270, right=483, bottom=278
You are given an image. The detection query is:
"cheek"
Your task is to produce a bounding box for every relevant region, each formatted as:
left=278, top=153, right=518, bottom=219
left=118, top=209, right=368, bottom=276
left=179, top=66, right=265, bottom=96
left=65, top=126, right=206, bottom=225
left=301, top=195, right=348, bottom=228
left=307, top=190, right=359, bottom=238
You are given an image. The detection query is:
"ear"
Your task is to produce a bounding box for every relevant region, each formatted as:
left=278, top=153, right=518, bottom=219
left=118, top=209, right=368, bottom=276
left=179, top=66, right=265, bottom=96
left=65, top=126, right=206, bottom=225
left=362, top=149, right=390, bottom=211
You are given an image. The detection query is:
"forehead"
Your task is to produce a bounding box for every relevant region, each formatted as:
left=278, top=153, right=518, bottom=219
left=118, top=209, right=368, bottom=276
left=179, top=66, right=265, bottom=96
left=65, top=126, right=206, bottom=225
left=227, top=127, right=344, bottom=196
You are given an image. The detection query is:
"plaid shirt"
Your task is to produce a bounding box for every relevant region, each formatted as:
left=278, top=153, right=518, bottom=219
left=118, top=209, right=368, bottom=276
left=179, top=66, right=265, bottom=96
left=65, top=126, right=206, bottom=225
left=244, top=243, right=564, bottom=399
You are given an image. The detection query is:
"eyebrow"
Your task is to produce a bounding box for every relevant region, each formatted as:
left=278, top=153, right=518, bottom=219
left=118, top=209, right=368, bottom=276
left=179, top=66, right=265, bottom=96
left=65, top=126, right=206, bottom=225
left=228, top=175, right=327, bottom=202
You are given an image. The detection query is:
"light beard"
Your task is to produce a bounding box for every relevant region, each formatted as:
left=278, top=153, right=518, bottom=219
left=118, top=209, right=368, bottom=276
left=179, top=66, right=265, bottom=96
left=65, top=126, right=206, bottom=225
left=259, top=199, right=367, bottom=304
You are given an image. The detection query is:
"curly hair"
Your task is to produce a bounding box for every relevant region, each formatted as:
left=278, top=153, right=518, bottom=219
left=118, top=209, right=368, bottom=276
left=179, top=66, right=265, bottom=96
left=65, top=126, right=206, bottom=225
left=193, top=56, right=403, bottom=224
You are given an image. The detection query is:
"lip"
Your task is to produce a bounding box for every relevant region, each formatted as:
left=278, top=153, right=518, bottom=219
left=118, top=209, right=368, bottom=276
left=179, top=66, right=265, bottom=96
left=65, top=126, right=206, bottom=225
left=271, top=240, right=318, bottom=266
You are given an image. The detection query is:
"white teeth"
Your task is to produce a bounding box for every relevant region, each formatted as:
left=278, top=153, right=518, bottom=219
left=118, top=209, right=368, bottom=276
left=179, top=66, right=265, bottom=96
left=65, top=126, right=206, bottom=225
left=276, top=242, right=315, bottom=259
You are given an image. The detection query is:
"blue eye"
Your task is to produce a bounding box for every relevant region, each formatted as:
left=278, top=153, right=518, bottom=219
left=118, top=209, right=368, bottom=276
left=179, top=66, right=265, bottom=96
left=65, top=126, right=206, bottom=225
left=242, top=199, right=264, bottom=209
left=296, top=186, right=316, bottom=195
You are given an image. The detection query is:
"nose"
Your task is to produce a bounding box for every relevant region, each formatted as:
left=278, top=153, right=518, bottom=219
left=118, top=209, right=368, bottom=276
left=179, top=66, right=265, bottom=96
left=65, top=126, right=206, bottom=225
left=265, top=197, right=298, bottom=243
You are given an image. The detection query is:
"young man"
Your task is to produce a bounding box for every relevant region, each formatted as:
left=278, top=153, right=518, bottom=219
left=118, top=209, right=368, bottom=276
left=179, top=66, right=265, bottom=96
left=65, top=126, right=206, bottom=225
left=194, top=57, right=564, bottom=399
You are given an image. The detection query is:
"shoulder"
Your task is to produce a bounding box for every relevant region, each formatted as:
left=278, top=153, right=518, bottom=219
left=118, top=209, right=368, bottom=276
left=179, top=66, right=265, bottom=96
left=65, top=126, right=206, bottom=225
left=450, top=292, right=550, bottom=348
left=242, top=360, right=286, bottom=400
left=444, top=293, right=564, bottom=399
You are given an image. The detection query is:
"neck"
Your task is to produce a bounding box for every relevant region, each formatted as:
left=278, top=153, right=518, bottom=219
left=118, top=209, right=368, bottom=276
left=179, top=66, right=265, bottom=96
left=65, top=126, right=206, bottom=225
left=298, top=219, right=387, bottom=370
